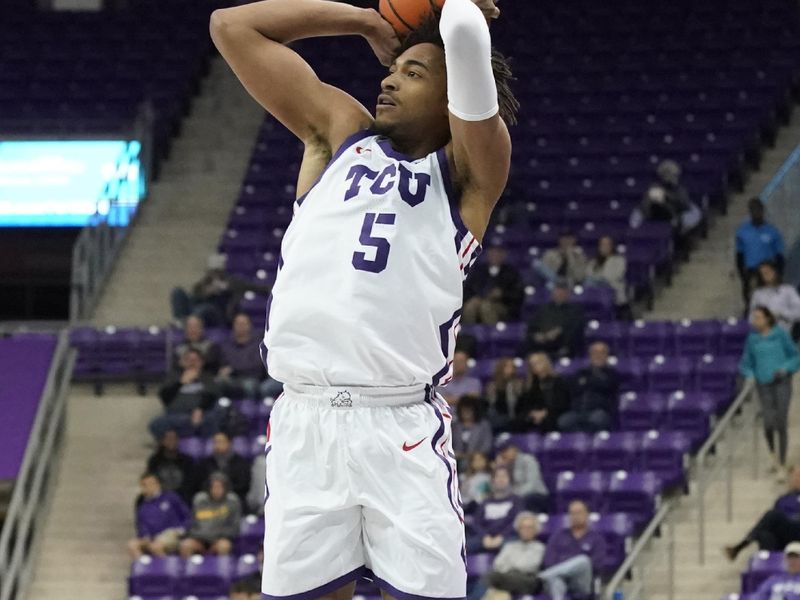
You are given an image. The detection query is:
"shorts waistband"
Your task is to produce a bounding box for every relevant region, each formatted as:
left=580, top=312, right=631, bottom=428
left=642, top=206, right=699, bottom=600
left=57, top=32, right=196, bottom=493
left=283, top=383, right=433, bottom=408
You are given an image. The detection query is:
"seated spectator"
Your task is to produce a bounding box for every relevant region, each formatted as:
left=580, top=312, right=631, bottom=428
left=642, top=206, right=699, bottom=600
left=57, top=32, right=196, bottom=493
left=522, top=281, right=585, bottom=358
left=752, top=542, right=800, bottom=600
left=585, top=236, right=630, bottom=320
left=230, top=575, right=262, bottom=600
left=539, top=500, right=606, bottom=600
left=736, top=197, right=785, bottom=306
left=197, top=432, right=251, bottom=506
left=750, top=261, right=800, bottom=339
left=559, top=342, right=620, bottom=433
left=127, top=472, right=190, bottom=559
left=146, top=429, right=198, bottom=503
left=740, top=306, right=800, bottom=478
left=150, top=349, right=222, bottom=440
left=467, top=467, right=524, bottom=554
left=725, top=466, right=800, bottom=559
left=494, top=434, right=549, bottom=511
left=634, top=160, right=702, bottom=258
left=452, top=396, right=493, bottom=466
left=172, top=315, right=222, bottom=374
left=441, top=351, right=482, bottom=406
left=485, top=357, right=525, bottom=433
left=246, top=452, right=268, bottom=515
left=462, top=243, right=524, bottom=325
left=180, top=472, right=242, bottom=558
left=218, top=313, right=283, bottom=399
left=460, top=452, right=492, bottom=509
left=467, top=512, right=546, bottom=600
left=171, top=254, right=233, bottom=327
left=534, top=230, right=587, bottom=287
left=514, top=353, right=571, bottom=433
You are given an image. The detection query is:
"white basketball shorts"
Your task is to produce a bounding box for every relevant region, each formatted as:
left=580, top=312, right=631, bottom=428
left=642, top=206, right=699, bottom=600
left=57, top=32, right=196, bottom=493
left=260, top=383, right=466, bottom=599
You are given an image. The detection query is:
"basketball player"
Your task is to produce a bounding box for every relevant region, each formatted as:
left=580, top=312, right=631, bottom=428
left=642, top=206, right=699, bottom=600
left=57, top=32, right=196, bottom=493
left=211, top=1, right=517, bottom=598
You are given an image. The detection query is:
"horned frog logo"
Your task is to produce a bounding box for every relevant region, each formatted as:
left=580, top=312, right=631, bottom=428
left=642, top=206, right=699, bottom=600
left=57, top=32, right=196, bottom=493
left=330, top=390, right=353, bottom=408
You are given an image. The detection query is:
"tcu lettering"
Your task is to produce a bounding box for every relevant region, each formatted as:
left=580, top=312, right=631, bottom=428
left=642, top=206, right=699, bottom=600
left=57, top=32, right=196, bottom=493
left=344, top=163, right=431, bottom=207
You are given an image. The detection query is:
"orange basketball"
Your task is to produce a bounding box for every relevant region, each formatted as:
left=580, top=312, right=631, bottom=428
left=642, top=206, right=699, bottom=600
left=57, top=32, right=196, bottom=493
left=379, top=0, right=444, bottom=36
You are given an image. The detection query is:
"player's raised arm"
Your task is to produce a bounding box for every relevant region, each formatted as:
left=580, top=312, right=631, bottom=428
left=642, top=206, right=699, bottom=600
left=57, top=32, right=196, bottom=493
left=440, top=0, right=512, bottom=237
left=210, top=0, right=398, bottom=150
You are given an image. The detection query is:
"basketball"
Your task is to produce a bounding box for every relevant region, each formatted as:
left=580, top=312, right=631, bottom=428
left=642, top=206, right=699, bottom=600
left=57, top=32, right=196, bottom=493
left=379, top=0, right=445, bottom=36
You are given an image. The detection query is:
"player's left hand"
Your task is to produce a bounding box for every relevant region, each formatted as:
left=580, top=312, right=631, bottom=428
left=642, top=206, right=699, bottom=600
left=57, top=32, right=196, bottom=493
left=471, top=0, right=500, bottom=21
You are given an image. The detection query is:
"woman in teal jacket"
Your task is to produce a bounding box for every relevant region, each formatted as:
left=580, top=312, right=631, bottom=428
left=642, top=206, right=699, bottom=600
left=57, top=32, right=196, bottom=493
left=740, top=306, right=800, bottom=478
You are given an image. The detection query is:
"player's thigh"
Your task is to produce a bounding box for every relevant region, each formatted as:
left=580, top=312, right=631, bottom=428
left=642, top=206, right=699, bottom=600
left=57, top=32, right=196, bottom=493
left=359, top=396, right=466, bottom=597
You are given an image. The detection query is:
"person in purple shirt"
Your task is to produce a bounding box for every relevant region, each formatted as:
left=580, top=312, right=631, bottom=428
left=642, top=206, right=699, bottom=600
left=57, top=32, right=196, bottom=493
left=127, top=472, right=190, bottom=559
left=217, top=313, right=283, bottom=399
left=538, top=500, right=605, bottom=600
left=467, top=467, right=524, bottom=553
left=754, top=542, right=800, bottom=600
left=726, top=466, right=800, bottom=560
left=441, top=350, right=483, bottom=407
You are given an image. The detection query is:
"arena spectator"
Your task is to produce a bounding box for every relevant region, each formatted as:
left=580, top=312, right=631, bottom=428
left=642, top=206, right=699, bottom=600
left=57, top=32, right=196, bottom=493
left=740, top=306, right=800, bottom=478
left=146, top=429, right=198, bottom=503
left=460, top=452, right=492, bottom=509
left=197, top=431, right=251, bottom=505
left=467, top=467, right=524, bottom=553
left=462, top=243, right=524, bottom=324
left=441, top=351, right=482, bottom=406
left=534, top=230, right=587, bottom=287
left=229, top=575, right=262, bottom=600
left=585, top=236, right=630, bottom=320
left=180, top=472, right=242, bottom=558
left=736, top=198, right=785, bottom=306
left=634, top=160, right=702, bottom=255
left=150, top=348, right=222, bottom=440
left=514, top=353, right=571, bottom=433
left=752, top=542, right=800, bottom=600
left=559, top=342, right=620, bottom=433
left=750, top=261, right=800, bottom=339
left=725, top=466, right=800, bottom=560
left=127, top=472, right=190, bottom=559
left=246, top=452, right=268, bottom=515
left=467, top=512, right=546, bottom=599
left=540, top=500, right=606, bottom=600
left=494, top=434, right=549, bottom=511
left=171, top=254, right=232, bottom=327
left=171, top=315, right=222, bottom=374
left=452, top=396, right=493, bottom=465
left=522, top=281, right=586, bottom=358
left=485, top=357, right=525, bottom=432
left=218, top=313, right=282, bottom=398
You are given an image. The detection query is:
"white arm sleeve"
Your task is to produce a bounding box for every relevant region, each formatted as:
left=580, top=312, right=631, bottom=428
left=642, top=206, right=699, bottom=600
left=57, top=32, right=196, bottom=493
left=439, top=0, right=499, bottom=121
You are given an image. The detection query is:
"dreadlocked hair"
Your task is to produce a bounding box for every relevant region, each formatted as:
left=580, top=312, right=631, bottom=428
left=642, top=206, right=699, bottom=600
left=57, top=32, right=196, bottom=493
left=395, top=15, right=519, bottom=126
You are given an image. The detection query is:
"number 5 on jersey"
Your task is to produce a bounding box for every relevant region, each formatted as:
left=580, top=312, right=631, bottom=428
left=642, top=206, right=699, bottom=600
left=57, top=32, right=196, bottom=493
left=352, top=212, right=396, bottom=273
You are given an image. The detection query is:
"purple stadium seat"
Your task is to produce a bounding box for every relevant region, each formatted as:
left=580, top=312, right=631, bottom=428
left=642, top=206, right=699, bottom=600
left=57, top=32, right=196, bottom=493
left=618, top=392, right=666, bottom=431
left=584, top=320, right=626, bottom=356
left=487, top=322, right=528, bottom=357
left=466, top=553, right=495, bottom=582
left=674, top=319, right=721, bottom=357
left=741, top=551, right=783, bottom=593
left=611, top=357, right=645, bottom=392
left=555, top=471, right=609, bottom=512
left=591, top=431, right=641, bottom=471
left=234, top=553, right=261, bottom=581
left=178, top=437, right=205, bottom=459
left=647, top=355, right=693, bottom=392
left=640, top=430, right=691, bottom=488
left=629, top=321, right=674, bottom=358
left=606, top=471, right=661, bottom=527
left=128, top=556, right=182, bottom=596
left=181, top=555, right=234, bottom=596
left=667, top=391, right=713, bottom=447
left=237, top=516, right=265, bottom=555
left=494, top=432, right=543, bottom=456
left=695, top=355, right=738, bottom=402
left=720, top=318, right=751, bottom=357
left=540, top=432, right=591, bottom=476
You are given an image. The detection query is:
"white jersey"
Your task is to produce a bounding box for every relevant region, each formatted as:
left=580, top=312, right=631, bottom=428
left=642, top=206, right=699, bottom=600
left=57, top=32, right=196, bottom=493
left=262, top=130, right=481, bottom=388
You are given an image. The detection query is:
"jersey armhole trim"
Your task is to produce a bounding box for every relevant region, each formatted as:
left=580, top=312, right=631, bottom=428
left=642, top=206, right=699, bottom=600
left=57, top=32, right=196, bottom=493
left=295, top=129, right=374, bottom=207
left=436, top=147, right=483, bottom=253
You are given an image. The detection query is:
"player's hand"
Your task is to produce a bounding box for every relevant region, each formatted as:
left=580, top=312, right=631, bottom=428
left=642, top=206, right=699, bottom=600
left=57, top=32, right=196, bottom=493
left=471, top=0, right=500, bottom=21
left=362, top=9, right=400, bottom=66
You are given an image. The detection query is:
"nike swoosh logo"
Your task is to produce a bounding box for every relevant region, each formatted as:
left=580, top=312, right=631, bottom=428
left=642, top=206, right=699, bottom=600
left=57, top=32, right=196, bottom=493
left=402, top=438, right=427, bottom=452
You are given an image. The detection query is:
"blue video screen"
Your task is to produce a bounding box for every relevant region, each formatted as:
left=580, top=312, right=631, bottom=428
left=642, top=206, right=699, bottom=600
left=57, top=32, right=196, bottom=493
left=0, top=140, right=145, bottom=227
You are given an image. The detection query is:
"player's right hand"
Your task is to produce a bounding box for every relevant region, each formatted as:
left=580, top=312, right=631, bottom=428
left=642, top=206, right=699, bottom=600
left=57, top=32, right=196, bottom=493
left=362, top=9, right=400, bottom=66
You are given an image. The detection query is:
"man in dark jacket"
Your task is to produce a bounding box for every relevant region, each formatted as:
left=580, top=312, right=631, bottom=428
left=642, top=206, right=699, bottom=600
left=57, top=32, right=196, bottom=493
left=523, top=282, right=585, bottom=358
left=128, top=472, right=190, bottom=558
left=462, top=243, right=524, bottom=325
left=197, top=431, right=251, bottom=506
left=149, top=349, right=221, bottom=439
left=146, top=429, right=198, bottom=503
left=559, top=342, right=620, bottom=432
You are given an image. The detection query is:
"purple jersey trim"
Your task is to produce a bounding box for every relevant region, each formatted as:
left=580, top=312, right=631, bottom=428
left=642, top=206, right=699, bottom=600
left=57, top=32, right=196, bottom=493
left=435, top=148, right=470, bottom=243
left=295, top=129, right=374, bottom=207
left=365, top=568, right=466, bottom=600
left=260, top=566, right=366, bottom=600
left=424, top=397, right=464, bottom=526
left=375, top=136, right=419, bottom=162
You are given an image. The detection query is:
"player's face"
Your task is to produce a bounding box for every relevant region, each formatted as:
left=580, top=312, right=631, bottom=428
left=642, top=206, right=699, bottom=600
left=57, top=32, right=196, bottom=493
left=375, top=43, right=448, bottom=139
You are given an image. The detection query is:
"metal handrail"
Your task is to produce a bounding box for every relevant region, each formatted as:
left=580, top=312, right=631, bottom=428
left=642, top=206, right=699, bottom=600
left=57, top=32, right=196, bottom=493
left=0, top=332, right=76, bottom=600
left=696, top=378, right=756, bottom=563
